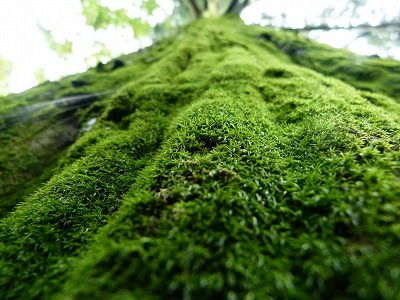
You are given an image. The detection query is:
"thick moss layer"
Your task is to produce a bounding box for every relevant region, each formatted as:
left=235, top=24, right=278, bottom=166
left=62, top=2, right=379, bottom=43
left=258, top=28, right=400, bottom=102
left=0, top=44, right=162, bottom=216
left=1, top=16, right=400, bottom=299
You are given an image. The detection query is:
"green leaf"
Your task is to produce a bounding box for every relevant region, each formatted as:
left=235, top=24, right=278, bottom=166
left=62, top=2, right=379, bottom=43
left=34, top=68, right=46, bottom=84
left=130, top=18, right=152, bottom=37
left=37, top=23, right=73, bottom=58
left=142, top=0, right=159, bottom=15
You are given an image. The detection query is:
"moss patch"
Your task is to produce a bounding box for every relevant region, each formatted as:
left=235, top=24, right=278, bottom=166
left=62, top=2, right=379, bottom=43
left=257, top=28, right=400, bottom=102
left=0, top=16, right=400, bottom=299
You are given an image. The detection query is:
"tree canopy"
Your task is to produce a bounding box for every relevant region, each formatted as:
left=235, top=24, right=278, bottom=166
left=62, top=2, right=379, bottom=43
left=38, top=0, right=400, bottom=64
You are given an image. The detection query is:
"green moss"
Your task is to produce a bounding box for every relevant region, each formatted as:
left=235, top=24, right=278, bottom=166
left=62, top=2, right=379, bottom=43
left=1, top=16, right=400, bottom=299
left=0, top=34, right=171, bottom=215
left=257, top=27, right=400, bottom=102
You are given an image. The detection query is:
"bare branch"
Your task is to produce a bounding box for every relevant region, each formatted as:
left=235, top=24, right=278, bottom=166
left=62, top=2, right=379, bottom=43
left=294, top=21, right=400, bottom=32
left=225, top=0, right=250, bottom=14
left=239, top=0, right=250, bottom=11
left=225, top=0, right=239, bottom=14
left=344, top=32, right=370, bottom=48
left=182, top=0, right=202, bottom=18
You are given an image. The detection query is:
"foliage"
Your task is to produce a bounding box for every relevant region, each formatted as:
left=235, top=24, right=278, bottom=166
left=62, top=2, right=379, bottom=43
left=36, top=0, right=252, bottom=62
left=80, top=0, right=155, bottom=35
left=32, top=0, right=399, bottom=89
left=37, top=23, right=73, bottom=59
left=35, top=0, right=160, bottom=64
left=1, top=16, right=400, bottom=299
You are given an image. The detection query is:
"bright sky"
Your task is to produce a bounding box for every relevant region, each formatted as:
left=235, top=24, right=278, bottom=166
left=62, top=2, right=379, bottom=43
left=0, top=0, right=156, bottom=95
left=0, top=0, right=399, bottom=95
left=0, top=1, right=85, bottom=93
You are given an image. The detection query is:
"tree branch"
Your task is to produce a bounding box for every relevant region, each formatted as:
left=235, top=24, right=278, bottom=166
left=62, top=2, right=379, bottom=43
left=344, top=31, right=370, bottom=48
left=294, top=22, right=400, bottom=32
left=225, top=0, right=239, bottom=14
left=239, top=0, right=250, bottom=12
left=225, top=0, right=250, bottom=14
left=183, top=0, right=202, bottom=18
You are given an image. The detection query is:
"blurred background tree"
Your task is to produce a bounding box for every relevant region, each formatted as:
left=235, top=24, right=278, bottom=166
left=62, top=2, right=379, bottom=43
left=0, top=0, right=399, bottom=96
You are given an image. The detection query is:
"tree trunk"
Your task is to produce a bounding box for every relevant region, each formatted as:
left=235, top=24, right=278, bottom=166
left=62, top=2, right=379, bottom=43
left=1, top=16, right=400, bottom=299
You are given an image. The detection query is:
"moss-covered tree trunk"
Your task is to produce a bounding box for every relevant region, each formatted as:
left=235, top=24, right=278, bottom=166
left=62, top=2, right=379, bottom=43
left=1, top=16, right=400, bottom=299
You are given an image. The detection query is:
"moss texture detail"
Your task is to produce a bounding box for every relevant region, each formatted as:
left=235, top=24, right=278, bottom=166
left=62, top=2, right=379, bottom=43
left=1, top=16, right=400, bottom=299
